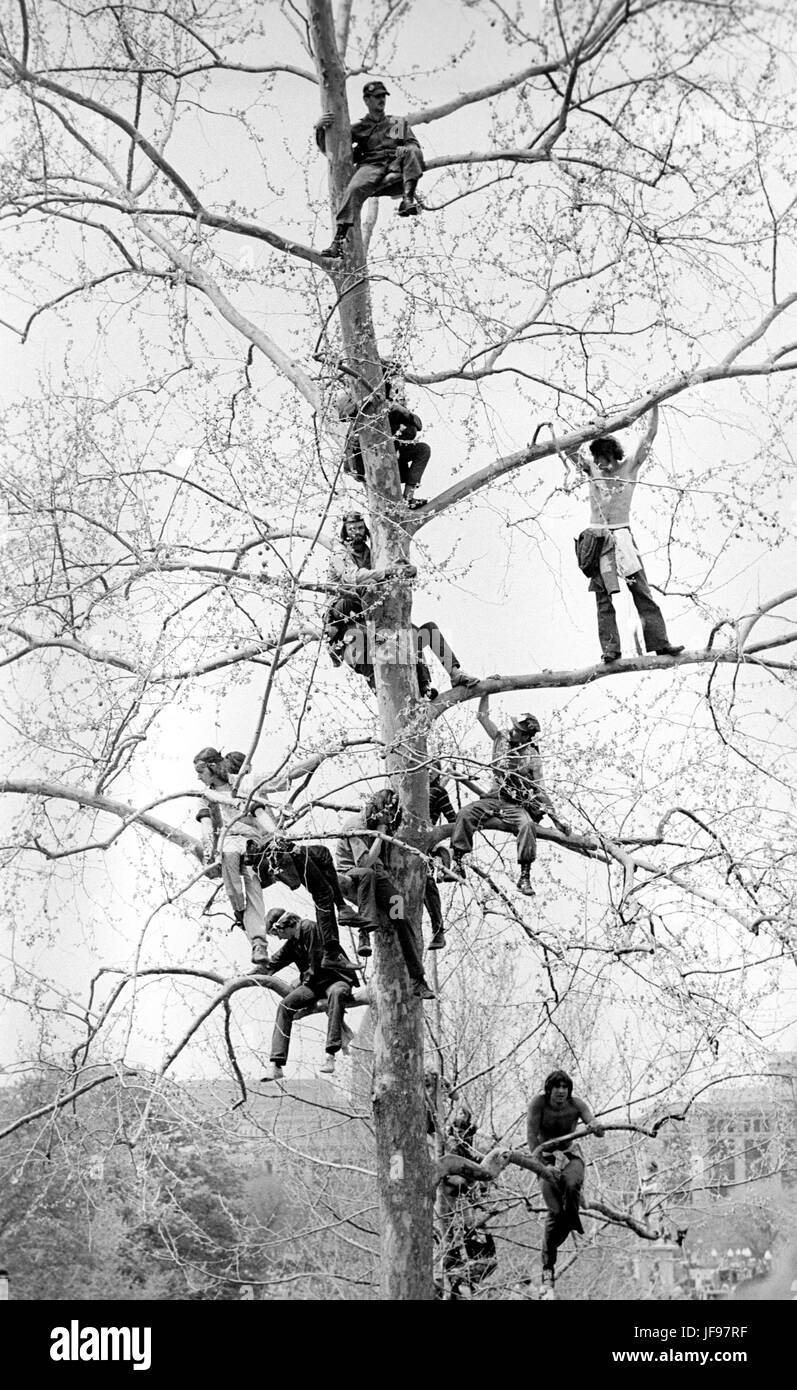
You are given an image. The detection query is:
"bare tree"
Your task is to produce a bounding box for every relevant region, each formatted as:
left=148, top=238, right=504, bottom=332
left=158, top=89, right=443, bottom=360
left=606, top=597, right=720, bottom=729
left=2, top=0, right=797, bottom=1300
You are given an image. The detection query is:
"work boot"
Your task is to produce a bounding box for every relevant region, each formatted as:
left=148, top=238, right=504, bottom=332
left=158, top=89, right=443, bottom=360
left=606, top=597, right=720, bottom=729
left=452, top=851, right=467, bottom=879
left=428, top=928, right=446, bottom=951
left=601, top=652, right=620, bottom=663
left=406, top=497, right=427, bottom=510
left=397, top=195, right=419, bottom=217
left=320, top=227, right=348, bottom=259
left=321, top=944, right=359, bottom=972
left=540, top=1269, right=555, bottom=1300
left=517, top=871, right=536, bottom=897
left=264, top=1063, right=284, bottom=1082
left=654, top=643, right=684, bottom=657
left=412, top=978, right=436, bottom=1000
left=250, top=937, right=270, bottom=969
left=356, top=928, right=372, bottom=957
left=450, top=665, right=479, bottom=689
left=319, top=1055, right=336, bottom=1076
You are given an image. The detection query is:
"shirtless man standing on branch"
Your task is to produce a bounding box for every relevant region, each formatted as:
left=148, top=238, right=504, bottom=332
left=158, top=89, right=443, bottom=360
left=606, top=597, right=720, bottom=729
left=574, top=404, right=684, bottom=664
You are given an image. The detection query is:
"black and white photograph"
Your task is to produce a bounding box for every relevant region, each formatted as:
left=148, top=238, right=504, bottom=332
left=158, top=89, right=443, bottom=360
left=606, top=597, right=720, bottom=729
left=0, top=0, right=795, bottom=1358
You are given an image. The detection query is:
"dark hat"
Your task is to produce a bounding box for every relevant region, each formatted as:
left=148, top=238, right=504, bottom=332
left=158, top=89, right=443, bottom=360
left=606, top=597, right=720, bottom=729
left=363, top=80, right=389, bottom=96
left=510, top=712, right=540, bottom=735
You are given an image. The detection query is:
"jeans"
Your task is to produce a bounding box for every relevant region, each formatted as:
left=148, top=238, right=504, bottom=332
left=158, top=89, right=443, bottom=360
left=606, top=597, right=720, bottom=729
left=250, top=844, right=345, bottom=952
left=351, top=864, right=425, bottom=981
left=592, top=564, right=669, bottom=658
left=424, top=873, right=443, bottom=933
left=222, top=854, right=266, bottom=941
left=336, top=145, right=424, bottom=226
left=451, top=794, right=537, bottom=865
left=540, top=1156, right=585, bottom=1271
left=270, top=979, right=352, bottom=1064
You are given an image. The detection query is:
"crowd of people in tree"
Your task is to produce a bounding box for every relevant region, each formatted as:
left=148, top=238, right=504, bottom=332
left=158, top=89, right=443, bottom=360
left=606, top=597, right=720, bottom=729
left=186, top=78, right=687, bottom=1299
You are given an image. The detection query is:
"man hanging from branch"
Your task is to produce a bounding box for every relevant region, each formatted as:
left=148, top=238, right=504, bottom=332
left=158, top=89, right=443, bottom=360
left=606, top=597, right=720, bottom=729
left=315, top=80, right=425, bottom=260
left=574, top=405, right=684, bottom=663
left=256, top=909, right=361, bottom=1082
left=335, top=788, right=436, bottom=998
left=325, top=511, right=479, bottom=696
left=527, top=1069, right=604, bottom=1300
left=449, top=697, right=571, bottom=897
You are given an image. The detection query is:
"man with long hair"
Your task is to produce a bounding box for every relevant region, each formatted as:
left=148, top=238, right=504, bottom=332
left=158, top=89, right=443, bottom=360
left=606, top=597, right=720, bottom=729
left=527, top=1069, right=604, bottom=1299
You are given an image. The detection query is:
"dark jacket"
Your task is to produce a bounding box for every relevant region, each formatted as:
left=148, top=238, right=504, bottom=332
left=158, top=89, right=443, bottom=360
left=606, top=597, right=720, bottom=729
left=350, top=114, right=422, bottom=166
left=265, top=920, right=358, bottom=989
left=344, top=405, right=422, bottom=481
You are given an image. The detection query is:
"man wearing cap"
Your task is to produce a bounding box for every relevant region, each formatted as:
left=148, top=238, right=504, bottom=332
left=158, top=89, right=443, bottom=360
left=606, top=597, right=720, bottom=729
left=574, top=404, right=684, bottom=663
left=257, top=909, right=360, bottom=1082
left=449, top=696, right=571, bottom=896
left=315, top=80, right=424, bottom=259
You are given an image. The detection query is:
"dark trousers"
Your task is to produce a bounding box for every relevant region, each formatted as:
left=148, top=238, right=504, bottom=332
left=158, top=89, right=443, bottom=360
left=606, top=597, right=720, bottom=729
left=424, top=873, right=443, bottom=933
left=336, top=146, right=424, bottom=226
left=252, top=845, right=344, bottom=951
left=398, top=441, right=430, bottom=490
left=451, top=795, right=537, bottom=865
left=540, top=1156, right=585, bottom=1271
left=592, top=565, right=669, bottom=659
left=353, top=864, right=425, bottom=981
left=325, top=594, right=363, bottom=667
left=270, top=979, right=352, bottom=1064
left=414, top=619, right=462, bottom=675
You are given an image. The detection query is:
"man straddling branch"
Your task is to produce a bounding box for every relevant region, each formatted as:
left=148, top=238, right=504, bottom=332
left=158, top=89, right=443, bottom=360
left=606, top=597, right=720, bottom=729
left=448, top=698, right=571, bottom=897
left=315, top=80, right=424, bottom=260
left=255, top=909, right=360, bottom=1082
left=573, top=405, right=684, bottom=664
left=335, top=789, right=436, bottom=999
left=324, top=511, right=478, bottom=696
left=527, top=1069, right=604, bottom=1300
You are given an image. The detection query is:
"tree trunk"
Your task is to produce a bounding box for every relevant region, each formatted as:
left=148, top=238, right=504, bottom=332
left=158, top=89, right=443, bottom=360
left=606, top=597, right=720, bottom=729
left=308, top=0, right=434, bottom=1301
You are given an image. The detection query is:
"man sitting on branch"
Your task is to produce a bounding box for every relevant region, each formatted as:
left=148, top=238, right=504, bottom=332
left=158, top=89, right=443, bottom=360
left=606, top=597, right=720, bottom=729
left=316, top=80, right=424, bottom=260
left=448, top=698, right=571, bottom=897
left=527, top=1068, right=604, bottom=1300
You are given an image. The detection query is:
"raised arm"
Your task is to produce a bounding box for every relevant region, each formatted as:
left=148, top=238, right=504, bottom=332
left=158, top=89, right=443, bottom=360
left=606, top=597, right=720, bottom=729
left=477, top=694, right=499, bottom=741
left=628, top=402, right=659, bottom=474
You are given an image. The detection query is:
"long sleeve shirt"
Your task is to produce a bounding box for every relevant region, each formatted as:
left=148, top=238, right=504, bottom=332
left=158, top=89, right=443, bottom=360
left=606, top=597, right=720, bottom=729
left=489, top=732, right=553, bottom=813
left=430, top=777, right=456, bottom=824
left=327, top=539, right=374, bottom=596
left=335, top=813, right=382, bottom=879
left=195, top=773, right=273, bottom=857
left=265, top=919, right=359, bottom=988
left=350, top=114, right=421, bottom=165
